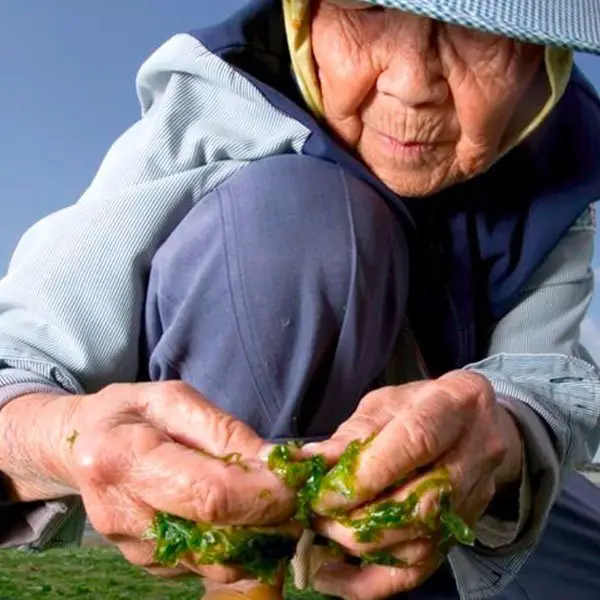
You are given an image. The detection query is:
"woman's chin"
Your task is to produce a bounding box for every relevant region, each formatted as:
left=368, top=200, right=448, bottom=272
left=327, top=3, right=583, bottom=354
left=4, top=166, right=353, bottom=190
left=368, top=161, right=457, bottom=198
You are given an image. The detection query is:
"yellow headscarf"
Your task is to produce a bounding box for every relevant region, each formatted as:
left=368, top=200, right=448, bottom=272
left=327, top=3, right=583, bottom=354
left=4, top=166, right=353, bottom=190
left=282, top=0, right=573, bottom=151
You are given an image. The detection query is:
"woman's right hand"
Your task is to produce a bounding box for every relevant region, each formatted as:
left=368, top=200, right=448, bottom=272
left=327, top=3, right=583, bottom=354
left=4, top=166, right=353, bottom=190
left=0, top=382, right=297, bottom=581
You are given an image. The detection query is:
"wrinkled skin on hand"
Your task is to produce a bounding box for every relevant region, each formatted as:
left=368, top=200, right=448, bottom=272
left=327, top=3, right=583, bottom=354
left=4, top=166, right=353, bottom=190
left=302, top=371, right=523, bottom=600
left=59, top=381, right=299, bottom=581
left=149, top=382, right=482, bottom=596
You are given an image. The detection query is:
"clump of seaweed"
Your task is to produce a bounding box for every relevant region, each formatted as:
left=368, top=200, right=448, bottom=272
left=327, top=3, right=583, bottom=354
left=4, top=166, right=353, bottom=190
left=147, top=439, right=474, bottom=581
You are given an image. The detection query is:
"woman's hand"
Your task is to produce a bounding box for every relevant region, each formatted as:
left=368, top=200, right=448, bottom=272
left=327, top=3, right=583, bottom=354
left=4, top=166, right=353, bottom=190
left=0, top=382, right=297, bottom=582
left=303, top=371, right=524, bottom=600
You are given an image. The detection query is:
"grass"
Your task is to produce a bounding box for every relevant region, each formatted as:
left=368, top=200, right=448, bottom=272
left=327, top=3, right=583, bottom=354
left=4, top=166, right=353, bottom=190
left=0, top=547, right=203, bottom=600
left=0, top=547, right=327, bottom=600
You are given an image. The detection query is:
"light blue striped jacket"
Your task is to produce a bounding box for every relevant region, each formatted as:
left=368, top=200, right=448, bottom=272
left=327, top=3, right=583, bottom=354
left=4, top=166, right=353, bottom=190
left=0, top=33, right=599, bottom=600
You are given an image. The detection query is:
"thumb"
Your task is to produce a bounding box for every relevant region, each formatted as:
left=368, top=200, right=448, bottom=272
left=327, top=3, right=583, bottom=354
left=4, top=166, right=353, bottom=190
left=300, top=435, right=357, bottom=465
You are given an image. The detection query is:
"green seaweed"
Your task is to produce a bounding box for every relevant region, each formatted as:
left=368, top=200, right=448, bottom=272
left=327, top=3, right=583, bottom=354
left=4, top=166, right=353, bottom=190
left=148, top=440, right=474, bottom=579
left=346, top=469, right=474, bottom=548
left=315, top=438, right=364, bottom=503
left=66, top=429, right=79, bottom=450
left=222, top=452, right=250, bottom=471
left=267, top=443, right=328, bottom=527
left=147, top=513, right=297, bottom=583
left=439, top=508, right=476, bottom=546
left=360, top=551, right=408, bottom=567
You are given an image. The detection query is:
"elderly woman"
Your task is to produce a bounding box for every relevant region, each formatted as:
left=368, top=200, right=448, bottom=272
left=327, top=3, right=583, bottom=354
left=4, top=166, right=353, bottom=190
left=1, top=0, right=600, bottom=598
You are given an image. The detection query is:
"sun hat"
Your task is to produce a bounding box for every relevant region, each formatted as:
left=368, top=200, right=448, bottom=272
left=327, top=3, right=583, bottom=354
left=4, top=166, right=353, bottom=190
left=329, top=0, right=600, bottom=54
left=283, top=0, right=576, bottom=153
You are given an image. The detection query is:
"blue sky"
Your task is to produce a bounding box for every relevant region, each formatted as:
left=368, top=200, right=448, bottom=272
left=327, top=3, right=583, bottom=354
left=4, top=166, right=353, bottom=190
left=1, top=1, right=600, bottom=361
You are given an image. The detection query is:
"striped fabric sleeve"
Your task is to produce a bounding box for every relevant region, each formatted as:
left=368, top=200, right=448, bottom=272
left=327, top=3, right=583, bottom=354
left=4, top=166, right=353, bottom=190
left=0, top=33, right=310, bottom=550
left=450, top=205, right=600, bottom=600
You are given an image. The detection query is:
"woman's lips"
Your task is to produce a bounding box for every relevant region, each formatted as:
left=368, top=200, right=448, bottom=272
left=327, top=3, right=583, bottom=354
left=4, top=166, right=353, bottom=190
left=380, top=134, right=438, bottom=162
left=364, top=121, right=453, bottom=165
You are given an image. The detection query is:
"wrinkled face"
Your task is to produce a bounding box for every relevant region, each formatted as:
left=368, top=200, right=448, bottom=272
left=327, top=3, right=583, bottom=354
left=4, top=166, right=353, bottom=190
left=311, top=0, right=545, bottom=196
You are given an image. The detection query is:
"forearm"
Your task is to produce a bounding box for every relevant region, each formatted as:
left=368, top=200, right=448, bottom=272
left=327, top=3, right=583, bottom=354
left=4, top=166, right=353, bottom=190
left=0, top=393, right=77, bottom=503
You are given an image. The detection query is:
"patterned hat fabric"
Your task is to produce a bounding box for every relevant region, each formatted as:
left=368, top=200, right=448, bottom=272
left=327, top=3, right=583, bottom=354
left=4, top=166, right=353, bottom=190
left=339, top=0, right=600, bottom=54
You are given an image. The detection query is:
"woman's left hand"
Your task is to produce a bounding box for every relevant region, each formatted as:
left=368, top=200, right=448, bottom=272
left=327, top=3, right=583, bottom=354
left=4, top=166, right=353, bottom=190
left=303, top=371, right=524, bottom=600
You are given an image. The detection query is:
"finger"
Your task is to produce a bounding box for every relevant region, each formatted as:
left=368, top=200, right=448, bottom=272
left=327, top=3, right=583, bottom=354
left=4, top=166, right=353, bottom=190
left=116, top=536, right=246, bottom=582
left=384, top=537, right=440, bottom=567
left=131, top=435, right=296, bottom=525
left=436, top=422, right=503, bottom=507
left=453, top=477, right=497, bottom=529
left=116, top=537, right=208, bottom=578
left=144, top=565, right=197, bottom=578
left=152, top=561, right=243, bottom=583
left=99, top=502, right=155, bottom=540
left=360, top=537, right=441, bottom=569
left=138, top=381, right=270, bottom=458
left=313, top=516, right=423, bottom=555
left=313, top=471, right=449, bottom=553
left=314, top=383, right=468, bottom=513
left=194, top=564, right=247, bottom=584
left=301, top=383, right=427, bottom=463
left=313, top=553, right=441, bottom=600
left=117, top=537, right=173, bottom=570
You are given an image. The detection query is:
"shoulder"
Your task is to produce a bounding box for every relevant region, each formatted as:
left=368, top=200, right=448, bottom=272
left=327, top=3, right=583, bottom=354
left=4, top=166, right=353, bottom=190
left=135, top=33, right=274, bottom=116
left=126, top=33, right=310, bottom=178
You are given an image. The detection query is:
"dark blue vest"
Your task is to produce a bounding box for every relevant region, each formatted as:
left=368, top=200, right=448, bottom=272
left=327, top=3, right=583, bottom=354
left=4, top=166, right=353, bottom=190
left=190, top=0, right=600, bottom=377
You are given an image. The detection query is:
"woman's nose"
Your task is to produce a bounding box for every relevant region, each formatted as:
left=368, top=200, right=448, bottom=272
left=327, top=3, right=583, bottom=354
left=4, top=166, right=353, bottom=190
left=376, top=17, right=449, bottom=107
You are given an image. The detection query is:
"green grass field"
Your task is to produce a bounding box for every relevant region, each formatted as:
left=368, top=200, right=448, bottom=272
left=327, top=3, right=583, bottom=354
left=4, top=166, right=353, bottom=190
left=0, top=547, right=326, bottom=600
left=0, top=547, right=203, bottom=599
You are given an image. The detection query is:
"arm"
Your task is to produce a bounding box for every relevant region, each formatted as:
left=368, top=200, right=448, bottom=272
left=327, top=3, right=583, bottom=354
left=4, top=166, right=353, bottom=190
left=450, top=205, right=600, bottom=598
left=0, top=33, right=309, bottom=549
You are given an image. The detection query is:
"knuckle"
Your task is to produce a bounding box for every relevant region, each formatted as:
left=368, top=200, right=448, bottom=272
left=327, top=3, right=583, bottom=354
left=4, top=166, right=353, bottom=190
left=359, top=387, right=402, bottom=420
left=361, top=388, right=382, bottom=408
left=192, top=478, right=228, bottom=523
left=488, top=435, right=508, bottom=467
left=404, top=418, right=438, bottom=460
left=363, top=387, right=394, bottom=408
left=216, top=412, right=242, bottom=443
left=73, top=445, right=114, bottom=485
left=412, top=540, right=435, bottom=564
left=158, top=380, right=194, bottom=402
left=445, top=371, right=493, bottom=407
left=316, top=520, right=362, bottom=554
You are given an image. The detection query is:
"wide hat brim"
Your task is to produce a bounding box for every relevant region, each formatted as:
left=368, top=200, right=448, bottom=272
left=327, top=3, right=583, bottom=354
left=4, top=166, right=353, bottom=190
left=363, top=0, right=600, bottom=54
